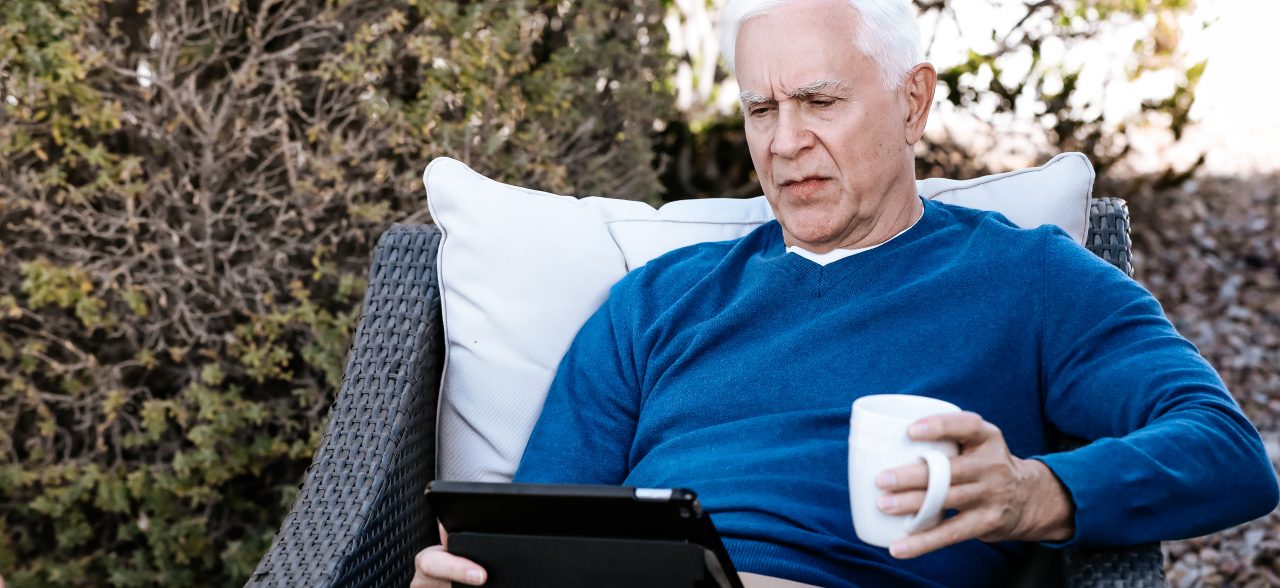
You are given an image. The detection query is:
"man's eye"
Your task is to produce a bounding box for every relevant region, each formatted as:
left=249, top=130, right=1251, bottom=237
left=810, top=99, right=835, bottom=108
left=749, top=106, right=775, bottom=117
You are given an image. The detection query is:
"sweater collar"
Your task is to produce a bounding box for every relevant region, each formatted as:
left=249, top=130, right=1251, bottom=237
left=784, top=201, right=924, bottom=265
left=760, top=196, right=941, bottom=289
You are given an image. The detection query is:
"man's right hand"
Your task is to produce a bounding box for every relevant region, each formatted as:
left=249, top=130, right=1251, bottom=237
left=409, top=523, right=488, bottom=587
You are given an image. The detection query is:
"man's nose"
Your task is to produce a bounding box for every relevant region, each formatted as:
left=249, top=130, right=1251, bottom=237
left=770, top=105, right=815, bottom=159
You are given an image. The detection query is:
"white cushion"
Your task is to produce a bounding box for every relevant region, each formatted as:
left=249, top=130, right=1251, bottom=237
left=424, top=152, right=1094, bottom=482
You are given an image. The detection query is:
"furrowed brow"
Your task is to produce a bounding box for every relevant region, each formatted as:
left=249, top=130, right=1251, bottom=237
left=785, top=79, right=844, bottom=98
left=739, top=90, right=772, bottom=106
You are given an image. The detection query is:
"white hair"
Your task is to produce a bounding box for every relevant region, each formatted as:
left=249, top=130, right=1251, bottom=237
left=720, top=0, right=923, bottom=90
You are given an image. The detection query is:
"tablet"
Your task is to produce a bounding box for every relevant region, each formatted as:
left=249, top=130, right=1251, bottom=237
left=426, top=481, right=744, bottom=588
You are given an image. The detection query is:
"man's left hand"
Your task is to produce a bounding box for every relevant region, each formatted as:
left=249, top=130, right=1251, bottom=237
left=874, top=411, right=1076, bottom=559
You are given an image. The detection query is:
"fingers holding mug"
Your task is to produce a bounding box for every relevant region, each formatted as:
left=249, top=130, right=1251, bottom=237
left=878, top=482, right=988, bottom=516
left=901, top=449, right=951, bottom=534
left=849, top=394, right=962, bottom=549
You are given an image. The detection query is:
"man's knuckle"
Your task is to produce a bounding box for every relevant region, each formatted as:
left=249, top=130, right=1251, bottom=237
left=982, top=506, right=1016, bottom=537
left=985, top=509, right=1005, bottom=530
left=414, top=549, right=432, bottom=573
left=1001, top=503, right=1019, bottom=525
left=420, top=551, right=453, bottom=578
left=894, top=466, right=918, bottom=488
left=971, top=485, right=991, bottom=507
left=911, top=464, right=931, bottom=484
left=959, top=412, right=983, bottom=428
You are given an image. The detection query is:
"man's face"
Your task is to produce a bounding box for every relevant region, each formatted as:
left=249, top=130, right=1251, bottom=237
left=736, top=0, right=917, bottom=252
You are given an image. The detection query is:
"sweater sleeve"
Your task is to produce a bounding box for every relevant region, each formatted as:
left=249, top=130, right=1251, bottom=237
left=1032, top=227, right=1278, bottom=548
left=513, top=277, right=643, bottom=485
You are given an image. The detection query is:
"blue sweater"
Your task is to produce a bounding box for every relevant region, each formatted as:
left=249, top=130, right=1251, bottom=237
left=514, top=198, right=1278, bottom=587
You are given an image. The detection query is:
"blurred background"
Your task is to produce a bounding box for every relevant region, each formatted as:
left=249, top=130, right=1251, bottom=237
left=1, top=0, right=1276, bottom=585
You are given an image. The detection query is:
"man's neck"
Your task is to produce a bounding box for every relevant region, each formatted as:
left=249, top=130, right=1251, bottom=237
left=787, top=195, right=925, bottom=255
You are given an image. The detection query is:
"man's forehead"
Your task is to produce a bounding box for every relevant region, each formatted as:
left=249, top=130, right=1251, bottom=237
left=739, top=79, right=846, bottom=104
left=732, top=0, right=866, bottom=95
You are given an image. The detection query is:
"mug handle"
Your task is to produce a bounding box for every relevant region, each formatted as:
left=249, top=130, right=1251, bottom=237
left=902, top=449, right=951, bottom=534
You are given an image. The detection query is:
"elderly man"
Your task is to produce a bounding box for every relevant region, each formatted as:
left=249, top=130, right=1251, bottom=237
left=412, top=0, right=1278, bottom=586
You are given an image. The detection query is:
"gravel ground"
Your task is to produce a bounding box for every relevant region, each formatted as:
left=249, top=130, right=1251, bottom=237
left=1117, top=173, right=1280, bottom=585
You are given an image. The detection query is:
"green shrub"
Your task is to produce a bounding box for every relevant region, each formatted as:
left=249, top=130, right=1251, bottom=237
left=0, top=0, right=672, bottom=585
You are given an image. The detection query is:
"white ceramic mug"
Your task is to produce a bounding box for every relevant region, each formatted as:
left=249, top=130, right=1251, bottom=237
left=849, top=394, right=961, bottom=548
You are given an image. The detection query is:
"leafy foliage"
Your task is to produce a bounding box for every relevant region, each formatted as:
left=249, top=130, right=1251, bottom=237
left=924, top=0, right=1204, bottom=177
left=0, top=0, right=672, bottom=585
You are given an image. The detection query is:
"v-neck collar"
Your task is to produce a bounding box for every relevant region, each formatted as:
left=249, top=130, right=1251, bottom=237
left=761, top=197, right=938, bottom=295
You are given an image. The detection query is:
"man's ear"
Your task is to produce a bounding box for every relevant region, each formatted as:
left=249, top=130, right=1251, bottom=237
left=903, top=62, right=937, bottom=146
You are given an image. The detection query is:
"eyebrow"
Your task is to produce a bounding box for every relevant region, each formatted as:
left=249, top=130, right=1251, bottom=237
left=739, top=79, right=845, bottom=106
left=790, top=79, right=844, bottom=97
left=739, top=90, right=770, bottom=106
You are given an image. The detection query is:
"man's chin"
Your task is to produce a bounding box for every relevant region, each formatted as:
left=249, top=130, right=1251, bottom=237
left=771, top=204, right=851, bottom=248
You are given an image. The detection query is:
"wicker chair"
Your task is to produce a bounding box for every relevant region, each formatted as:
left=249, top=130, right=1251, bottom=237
left=246, top=197, right=1165, bottom=588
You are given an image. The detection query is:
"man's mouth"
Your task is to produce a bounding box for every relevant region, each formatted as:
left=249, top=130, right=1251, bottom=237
left=780, top=177, right=831, bottom=198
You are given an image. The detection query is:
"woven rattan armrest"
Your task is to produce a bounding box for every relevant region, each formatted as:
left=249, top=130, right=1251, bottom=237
left=247, top=224, right=444, bottom=588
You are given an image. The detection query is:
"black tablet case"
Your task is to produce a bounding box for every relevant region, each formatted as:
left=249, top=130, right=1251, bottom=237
left=428, top=482, right=742, bottom=588
left=448, top=533, right=727, bottom=588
